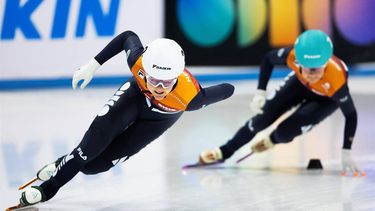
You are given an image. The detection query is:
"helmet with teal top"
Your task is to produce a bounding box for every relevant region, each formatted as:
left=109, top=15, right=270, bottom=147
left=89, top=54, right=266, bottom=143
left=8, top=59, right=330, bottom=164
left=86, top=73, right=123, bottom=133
left=294, top=30, right=333, bottom=68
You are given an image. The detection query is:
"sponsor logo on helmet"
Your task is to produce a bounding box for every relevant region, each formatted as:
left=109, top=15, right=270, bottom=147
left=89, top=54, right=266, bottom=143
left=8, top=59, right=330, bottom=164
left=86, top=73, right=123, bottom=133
left=153, top=64, right=171, bottom=70
left=304, top=54, right=321, bottom=59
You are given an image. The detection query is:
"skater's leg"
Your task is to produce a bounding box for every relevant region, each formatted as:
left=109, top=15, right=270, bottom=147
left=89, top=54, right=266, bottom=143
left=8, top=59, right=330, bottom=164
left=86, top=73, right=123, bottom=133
left=81, top=114, right=181, bottom=174
left=271, top=99, right=338, bottom=144
left=218, top=76, right=306, bottom=159
left=28, top=81, right=140, bottom=202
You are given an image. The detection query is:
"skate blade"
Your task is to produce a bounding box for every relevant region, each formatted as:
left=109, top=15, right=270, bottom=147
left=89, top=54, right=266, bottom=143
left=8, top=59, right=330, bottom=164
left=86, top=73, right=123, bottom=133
left=18, top=177, right=38, bottom=190
left=182, top=161, right=223, bottom=169
left=6, top=204, right=38, bottom=211
left=236, top=151, right=254, bottom=164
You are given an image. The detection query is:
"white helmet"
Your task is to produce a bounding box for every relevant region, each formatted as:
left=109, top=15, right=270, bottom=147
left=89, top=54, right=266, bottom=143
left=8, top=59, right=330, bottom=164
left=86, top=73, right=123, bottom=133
left=142, top=38, right=185, bottom=80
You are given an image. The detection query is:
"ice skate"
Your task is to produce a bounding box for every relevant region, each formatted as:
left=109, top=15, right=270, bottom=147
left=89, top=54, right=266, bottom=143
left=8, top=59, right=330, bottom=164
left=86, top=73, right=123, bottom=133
left=6, top=186, right=45, bottom=211
left=5, top=204, right=38, bottom=211
left=19, top=157, right=63, bottom=190
left=199, top=148, right=223, bottom=164
left=20, top=186, right=45, bottom=205
left=182, top=148, right=224, bottom=169
left=251, top=136, right=274, bottom=153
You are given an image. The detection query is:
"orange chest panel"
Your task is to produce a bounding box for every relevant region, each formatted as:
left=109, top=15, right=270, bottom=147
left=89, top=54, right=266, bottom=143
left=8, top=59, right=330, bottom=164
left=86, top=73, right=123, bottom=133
left=286, top=50, right=348, bottom=97
left=131, top=56, right=200, bottom=111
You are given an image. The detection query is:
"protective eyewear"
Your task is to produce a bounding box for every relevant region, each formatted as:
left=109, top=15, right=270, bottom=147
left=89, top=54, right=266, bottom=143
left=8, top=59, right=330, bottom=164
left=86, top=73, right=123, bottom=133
left=146, top=74, right=177, bottom=89
left=301, top=67, right=325, bottom=74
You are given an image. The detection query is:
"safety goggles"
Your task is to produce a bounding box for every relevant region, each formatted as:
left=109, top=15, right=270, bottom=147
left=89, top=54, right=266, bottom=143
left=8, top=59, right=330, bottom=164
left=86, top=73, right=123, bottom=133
left=146, top=74, right=177, bottom=89
left=301, top=66, right=325, bottom=74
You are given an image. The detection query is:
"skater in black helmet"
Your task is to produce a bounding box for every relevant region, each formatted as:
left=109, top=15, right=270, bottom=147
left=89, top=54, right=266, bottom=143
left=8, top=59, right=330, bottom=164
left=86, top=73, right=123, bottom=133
left=198, top=30, right=364, bottom=176
left=13, top=30, right=234, bottom=208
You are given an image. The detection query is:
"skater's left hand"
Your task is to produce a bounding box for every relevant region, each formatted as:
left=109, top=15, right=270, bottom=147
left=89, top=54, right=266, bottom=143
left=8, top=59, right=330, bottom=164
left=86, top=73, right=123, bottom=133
left=250, top=89, right=266, bottom=114
left=341, top=149, right=365, bottom=177
left=72, top=58, right=101, bottom=90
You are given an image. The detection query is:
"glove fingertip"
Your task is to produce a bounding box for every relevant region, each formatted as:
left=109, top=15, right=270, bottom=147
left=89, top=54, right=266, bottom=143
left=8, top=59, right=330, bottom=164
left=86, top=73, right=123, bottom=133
left=72, top=77, right=78, bottom=90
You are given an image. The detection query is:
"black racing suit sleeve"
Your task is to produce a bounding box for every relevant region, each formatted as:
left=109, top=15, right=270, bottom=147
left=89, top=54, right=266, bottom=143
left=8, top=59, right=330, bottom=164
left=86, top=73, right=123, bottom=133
left=186, top=83, right=235, bottom=111
left=332, top=84, right=358, bottom=149
left=257, top=47, right=292, bottom=90
left=94, top=30, right=144, bottom=69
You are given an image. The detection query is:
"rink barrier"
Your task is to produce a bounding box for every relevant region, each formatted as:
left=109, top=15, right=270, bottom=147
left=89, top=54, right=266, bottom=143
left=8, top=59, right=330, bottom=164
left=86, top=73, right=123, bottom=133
left=0, top=68, right=375, bottom=90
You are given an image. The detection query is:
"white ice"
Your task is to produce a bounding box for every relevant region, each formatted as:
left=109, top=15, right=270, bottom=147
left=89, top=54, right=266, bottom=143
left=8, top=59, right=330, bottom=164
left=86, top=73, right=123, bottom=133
left=1, top=78, right=374, bottom=210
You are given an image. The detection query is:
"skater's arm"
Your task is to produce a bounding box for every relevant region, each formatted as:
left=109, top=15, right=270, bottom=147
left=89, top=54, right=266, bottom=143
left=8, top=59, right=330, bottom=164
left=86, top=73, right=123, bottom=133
left=186, top=83, right=234, bottom=111
left=257, top=47, right=292, bottom=90
left=72, top=31, right=143, bottom=89
left=95, top=31, right=144, bottom=68
left=332, top=84, right=357, bottom=149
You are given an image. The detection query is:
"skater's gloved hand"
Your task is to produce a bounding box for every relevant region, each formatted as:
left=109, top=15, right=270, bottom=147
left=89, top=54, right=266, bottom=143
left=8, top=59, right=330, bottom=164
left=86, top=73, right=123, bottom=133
left=250, top=89, right=267, bottom=114
left=72, top=58, right=101, bottom=90
left=341, top=149, right=365, bottom=177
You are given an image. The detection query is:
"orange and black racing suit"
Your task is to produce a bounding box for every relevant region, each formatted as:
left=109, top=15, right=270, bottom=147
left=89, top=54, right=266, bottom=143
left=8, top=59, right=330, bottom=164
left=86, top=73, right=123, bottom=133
left=40, top=31, right=234, bottom=201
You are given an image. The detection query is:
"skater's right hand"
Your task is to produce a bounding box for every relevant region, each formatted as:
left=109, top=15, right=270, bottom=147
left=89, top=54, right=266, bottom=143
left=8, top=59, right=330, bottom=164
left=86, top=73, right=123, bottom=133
left=341, top=149, right=365, bottom=177
left=250, top=89, right=266, bottom=114
left=72, top=58, right=101, bottom=90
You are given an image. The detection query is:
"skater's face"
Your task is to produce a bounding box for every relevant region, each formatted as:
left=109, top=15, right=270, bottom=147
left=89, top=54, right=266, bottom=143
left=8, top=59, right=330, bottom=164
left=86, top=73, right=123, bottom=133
left=146, top=78, right=175, bottom=100
left=301, top=66, right=325, bottom=83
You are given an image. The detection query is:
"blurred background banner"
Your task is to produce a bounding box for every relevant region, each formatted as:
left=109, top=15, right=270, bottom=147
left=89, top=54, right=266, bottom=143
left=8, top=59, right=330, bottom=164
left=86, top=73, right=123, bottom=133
left=0, top=0, right=374, bottom=89
left=165, top=0, right=375, bottom=66
left=0, top=0, right=163, bottom=81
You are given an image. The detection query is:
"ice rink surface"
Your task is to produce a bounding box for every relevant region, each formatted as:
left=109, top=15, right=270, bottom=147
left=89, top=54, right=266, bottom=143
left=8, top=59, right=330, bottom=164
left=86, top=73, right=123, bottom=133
left=1, top=77, right=374, bottom=210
